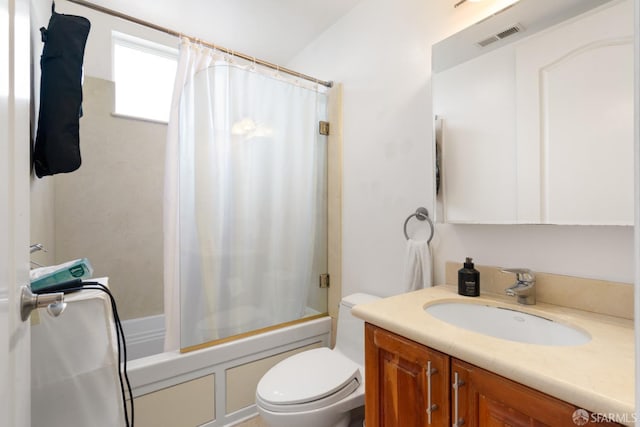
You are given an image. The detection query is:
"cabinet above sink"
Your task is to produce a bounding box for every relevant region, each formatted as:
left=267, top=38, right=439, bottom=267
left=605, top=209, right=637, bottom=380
left=432, top=0, right=634, bottom=225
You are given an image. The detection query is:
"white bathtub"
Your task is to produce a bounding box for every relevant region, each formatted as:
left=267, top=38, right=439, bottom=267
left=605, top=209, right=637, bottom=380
left=123, top=315, right=332, bottom=427
left=122, top=314, right=166, bottom=361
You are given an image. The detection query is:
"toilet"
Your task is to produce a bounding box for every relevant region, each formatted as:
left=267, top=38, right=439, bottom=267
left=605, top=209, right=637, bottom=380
left=255, top=293, right=380, bottom=427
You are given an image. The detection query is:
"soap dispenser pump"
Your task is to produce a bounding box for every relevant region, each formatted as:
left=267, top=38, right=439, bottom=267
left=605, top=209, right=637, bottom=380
left=458, top=257, right=480, bottom=297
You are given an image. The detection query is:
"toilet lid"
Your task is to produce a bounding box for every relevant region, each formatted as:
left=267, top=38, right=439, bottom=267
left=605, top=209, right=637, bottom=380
left=256, top=347, right=361, bottom=408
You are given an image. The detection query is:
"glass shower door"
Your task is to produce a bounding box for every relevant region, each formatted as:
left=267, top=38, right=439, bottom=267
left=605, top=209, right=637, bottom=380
left=178, top=63, right=328, bottom=350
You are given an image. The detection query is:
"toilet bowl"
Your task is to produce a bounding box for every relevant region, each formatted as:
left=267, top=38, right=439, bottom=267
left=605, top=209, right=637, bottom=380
left=255, top=293, right=380, bottom=427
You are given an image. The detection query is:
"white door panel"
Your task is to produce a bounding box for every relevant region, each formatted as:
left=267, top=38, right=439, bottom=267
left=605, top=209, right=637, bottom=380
left=516, top=0, right=634, bottom=224
left=1, top=0, right=32, bottom=425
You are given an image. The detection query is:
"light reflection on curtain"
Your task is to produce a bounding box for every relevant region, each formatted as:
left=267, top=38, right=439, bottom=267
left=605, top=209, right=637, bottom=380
left=164, top=39, right=327, bottom=350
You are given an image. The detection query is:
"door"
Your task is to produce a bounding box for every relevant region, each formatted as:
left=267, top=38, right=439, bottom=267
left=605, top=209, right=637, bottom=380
left=451, top=359, right=622, bottom=427
left=365, top=324, right=450, bottom=427
left=1, top=0, right=32, bottom=425
left=515, top=0, right=634, bottom=224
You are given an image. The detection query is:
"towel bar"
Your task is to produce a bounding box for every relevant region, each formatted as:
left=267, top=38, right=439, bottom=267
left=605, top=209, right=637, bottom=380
left=403, top=207, right=435, bottom=243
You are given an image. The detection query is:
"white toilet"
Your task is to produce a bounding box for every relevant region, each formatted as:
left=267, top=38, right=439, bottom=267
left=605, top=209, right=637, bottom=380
left=255, top=293, right=380, bottom=427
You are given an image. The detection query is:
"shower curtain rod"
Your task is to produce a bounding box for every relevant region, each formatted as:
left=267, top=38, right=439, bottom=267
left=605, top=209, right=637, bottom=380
left=65, top=0, right=334, bottom=88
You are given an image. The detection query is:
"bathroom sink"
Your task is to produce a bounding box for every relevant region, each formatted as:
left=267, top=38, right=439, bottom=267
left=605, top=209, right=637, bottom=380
left=424, top=302, right=591, bottom=346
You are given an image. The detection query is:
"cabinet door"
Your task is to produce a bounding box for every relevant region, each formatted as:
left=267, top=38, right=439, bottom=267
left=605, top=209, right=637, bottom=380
left=365, top=324, right=450, bottom=427
left=451, top=359, right=621, bottom=427
left=433, top=46, right=518, bottom=224
left=515, top=0, right=634, bottom=224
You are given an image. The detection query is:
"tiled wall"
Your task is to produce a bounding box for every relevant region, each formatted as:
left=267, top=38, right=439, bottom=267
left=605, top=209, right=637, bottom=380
left=54, top=76, right=166, bottom=321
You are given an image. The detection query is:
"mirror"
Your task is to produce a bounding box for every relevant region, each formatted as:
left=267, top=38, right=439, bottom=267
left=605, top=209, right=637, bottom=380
left=432, top=0, right=634, bottom=225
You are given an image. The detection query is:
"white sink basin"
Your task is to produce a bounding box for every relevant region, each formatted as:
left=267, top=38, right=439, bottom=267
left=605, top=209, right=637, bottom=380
left=425, top=302, right=591, bottom=346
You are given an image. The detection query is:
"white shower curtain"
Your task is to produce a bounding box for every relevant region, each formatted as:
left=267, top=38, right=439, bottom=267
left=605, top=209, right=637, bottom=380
left=164, top=39, right=327, bottom=351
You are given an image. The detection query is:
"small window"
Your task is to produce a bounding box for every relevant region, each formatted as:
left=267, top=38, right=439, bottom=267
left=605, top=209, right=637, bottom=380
left=112, top=32, right=178, bottom=123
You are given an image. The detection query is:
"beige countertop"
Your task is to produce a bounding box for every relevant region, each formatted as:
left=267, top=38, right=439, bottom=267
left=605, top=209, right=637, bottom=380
left=352, top=285, right=635, bottom=425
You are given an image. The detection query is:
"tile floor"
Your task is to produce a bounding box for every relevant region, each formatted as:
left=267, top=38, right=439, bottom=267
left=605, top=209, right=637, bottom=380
left=236, top=415, right=365, bottom=427
left=234, top=416, right=269, bottom=427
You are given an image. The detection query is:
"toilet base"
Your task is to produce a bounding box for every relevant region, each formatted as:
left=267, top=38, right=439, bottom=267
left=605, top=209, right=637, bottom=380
left=257, top=404, right=362, bottom=427
left=348, top=406, right=364, bottom=427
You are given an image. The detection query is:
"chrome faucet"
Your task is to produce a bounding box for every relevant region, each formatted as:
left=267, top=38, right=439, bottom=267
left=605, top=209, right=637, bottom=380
left=502, top=268, right=536, bottom=305
left=30, top=243, right=47, bottom=268
left=30, top=243, right=45, bottom=254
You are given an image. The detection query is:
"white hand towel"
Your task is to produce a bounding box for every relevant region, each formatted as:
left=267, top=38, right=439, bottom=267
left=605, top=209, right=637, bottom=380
left=403, top=239, right=433, bottom=291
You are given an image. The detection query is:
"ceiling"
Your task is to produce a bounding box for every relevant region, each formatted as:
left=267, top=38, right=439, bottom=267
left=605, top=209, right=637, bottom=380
left=86, top=0, right=363, bottom=64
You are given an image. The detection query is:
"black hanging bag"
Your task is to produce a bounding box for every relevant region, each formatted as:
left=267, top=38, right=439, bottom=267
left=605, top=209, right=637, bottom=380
left=33, top=3, right=90, bottom=178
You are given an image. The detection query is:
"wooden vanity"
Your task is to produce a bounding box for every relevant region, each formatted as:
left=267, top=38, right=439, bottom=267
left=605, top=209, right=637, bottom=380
left=365, top=323, right=622, bottom=427
left=351, top=277, right=634, bottom=427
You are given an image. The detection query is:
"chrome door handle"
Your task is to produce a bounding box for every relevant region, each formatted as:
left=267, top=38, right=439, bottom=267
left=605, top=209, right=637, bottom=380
left=426, top=360, right=439, bottom=424
left=20, top=286, right=64, bottom=321
left=452, top=371, right=465, bottom=427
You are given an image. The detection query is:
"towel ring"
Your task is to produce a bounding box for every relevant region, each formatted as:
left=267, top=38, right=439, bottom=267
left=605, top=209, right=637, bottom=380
left=403, top=207, right=435, bottom=243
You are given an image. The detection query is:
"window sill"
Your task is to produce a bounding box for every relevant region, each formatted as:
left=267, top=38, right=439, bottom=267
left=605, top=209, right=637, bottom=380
left=111, top=112, right=169, bottom=125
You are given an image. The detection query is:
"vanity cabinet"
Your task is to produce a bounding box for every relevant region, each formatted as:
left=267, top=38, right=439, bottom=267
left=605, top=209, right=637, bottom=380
left=364, top=324, right=621, bottom=427
left=364, top=323, right=450, bottom=426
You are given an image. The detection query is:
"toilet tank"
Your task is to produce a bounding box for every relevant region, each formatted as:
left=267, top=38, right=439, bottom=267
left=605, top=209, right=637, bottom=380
left=334, top=293, right=380, bottom=366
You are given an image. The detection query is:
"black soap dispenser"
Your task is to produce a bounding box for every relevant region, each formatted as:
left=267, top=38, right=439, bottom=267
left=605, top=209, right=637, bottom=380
left=458, top=257, right=480, bottom=297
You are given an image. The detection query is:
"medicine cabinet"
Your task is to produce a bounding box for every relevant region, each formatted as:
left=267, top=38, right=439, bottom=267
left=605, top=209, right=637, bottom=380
left=432, top=0, right=634, bottom=225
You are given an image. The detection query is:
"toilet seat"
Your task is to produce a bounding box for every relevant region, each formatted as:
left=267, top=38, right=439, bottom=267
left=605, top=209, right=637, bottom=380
left=256, top=347, right=362, bottom=413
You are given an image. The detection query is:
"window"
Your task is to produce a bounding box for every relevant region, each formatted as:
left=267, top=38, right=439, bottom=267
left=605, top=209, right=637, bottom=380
left=112, top=32, right=177, bottom=122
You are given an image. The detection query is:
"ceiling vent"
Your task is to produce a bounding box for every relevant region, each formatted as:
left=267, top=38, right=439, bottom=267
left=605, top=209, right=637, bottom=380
left=477, top=23, right=523, bottom=47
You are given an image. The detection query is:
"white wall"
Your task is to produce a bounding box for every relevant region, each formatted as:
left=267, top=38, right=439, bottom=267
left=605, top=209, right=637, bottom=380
left=288, top=0, right=634, bottom=297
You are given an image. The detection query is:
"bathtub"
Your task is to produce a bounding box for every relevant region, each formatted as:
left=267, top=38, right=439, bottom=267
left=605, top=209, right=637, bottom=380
left=123, top=314, right=332, bottom=427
